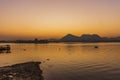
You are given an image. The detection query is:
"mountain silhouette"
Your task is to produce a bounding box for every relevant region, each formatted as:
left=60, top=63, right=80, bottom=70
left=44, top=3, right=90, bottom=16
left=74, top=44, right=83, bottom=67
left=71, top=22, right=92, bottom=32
left=60, top=34, right=80, bottom=42
left=80, top=34, right=102, bottom=42
left=60, top=34, right=102, bottom=42
left=0, top=34, right=120, bottom=43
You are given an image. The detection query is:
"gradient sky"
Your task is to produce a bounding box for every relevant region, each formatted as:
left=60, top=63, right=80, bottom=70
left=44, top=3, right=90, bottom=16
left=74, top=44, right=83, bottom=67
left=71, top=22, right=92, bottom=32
left=0, top=0, right=120, bottom=40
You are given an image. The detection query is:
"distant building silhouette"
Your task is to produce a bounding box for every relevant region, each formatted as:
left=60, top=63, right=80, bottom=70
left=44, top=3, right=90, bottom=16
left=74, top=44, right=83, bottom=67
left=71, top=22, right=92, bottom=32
left=34, top=38, right=39, bottom=43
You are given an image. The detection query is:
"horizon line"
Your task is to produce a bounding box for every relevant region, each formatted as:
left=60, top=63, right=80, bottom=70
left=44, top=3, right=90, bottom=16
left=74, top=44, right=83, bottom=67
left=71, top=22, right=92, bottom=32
left=0, top=34, right=120, bottom=40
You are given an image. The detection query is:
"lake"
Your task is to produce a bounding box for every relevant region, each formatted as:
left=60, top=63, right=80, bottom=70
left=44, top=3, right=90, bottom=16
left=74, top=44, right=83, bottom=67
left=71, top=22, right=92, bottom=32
left=0, top=43, right=120, bottom=80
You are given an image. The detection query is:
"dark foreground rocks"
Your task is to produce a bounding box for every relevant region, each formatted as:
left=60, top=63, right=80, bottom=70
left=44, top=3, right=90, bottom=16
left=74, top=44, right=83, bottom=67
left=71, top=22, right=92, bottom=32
left=0, top=62, right=43, bottom=80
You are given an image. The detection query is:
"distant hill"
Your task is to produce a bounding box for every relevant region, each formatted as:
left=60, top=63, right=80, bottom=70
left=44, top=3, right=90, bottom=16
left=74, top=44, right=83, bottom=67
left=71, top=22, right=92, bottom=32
left=80, top=34, right=102, bottom=42
left=60, top=34, right=80, bottom=42
left=60, top=34, right=120, bottom=42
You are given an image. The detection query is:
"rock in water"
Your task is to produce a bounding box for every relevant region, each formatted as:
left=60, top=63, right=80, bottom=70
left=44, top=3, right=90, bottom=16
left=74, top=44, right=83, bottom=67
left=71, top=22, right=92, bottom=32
left=0, top=62, right=44, bottom=80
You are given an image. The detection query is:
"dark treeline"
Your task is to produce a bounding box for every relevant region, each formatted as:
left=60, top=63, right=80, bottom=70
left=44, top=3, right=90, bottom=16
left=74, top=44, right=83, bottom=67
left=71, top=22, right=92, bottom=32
left=0, top=39, right=49, bottom=44
left=0, top=34, right=120, bottom=43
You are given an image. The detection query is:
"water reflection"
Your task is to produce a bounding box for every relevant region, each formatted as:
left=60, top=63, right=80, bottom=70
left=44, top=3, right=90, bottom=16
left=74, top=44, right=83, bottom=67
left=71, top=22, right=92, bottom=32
left=65, top=45, right=75, bottom=54
left=0, top=43, right=120, bottom=80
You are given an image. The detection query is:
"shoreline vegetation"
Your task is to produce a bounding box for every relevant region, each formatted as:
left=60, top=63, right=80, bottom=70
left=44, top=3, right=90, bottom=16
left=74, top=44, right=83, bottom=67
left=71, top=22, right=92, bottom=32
left=0, top=62, right=43, bottom=80
left=0, top=34, right=120, bottom=43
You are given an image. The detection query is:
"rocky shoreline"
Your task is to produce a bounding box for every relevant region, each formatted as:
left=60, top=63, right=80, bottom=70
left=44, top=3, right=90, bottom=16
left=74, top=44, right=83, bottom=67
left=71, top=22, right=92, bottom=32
left=0, top=62, right=43, bottom=80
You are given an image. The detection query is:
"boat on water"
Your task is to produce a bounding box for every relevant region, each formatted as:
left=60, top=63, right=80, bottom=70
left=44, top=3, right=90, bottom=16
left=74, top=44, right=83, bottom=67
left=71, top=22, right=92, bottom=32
left=0, top=45, right=11, bottom=51
left=94, top=46, right=99, bottom=48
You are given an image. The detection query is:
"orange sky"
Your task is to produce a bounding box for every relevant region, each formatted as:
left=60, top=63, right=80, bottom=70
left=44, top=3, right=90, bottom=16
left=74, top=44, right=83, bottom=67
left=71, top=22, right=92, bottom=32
left=0, top=0, right=120, bottom=40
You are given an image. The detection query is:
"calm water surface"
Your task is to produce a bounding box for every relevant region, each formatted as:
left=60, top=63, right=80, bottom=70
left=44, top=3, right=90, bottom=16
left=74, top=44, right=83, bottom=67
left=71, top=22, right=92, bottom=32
left=0, top=43, right=120, bottom=80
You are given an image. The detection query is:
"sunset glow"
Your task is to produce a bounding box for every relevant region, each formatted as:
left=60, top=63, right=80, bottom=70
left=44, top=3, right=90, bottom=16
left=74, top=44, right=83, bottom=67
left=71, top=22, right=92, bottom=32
left=0, top=0, right=120, bottom=40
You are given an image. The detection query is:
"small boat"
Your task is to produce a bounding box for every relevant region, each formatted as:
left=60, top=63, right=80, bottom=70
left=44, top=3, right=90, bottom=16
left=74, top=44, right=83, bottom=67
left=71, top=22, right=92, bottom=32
left=94, top=46, right=99, bottom=48
left=0, top=45, right=11, bottom=51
